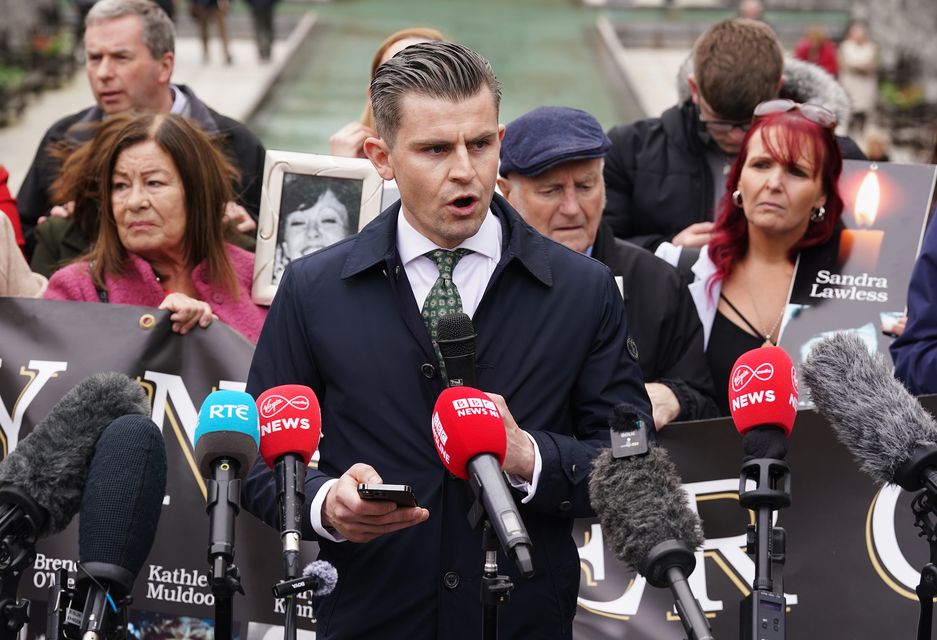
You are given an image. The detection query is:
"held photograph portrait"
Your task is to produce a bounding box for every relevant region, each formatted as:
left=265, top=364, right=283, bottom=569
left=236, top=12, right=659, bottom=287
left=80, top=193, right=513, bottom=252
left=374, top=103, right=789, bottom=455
left=252, top=151, right=384, bottom=305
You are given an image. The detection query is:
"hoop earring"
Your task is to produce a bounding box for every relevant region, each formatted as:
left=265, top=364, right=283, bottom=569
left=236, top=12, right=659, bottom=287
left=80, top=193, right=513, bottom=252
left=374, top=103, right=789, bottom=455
left=810, top=206, right=826, bottom=223
left=732, top=190, right=743, bottom=208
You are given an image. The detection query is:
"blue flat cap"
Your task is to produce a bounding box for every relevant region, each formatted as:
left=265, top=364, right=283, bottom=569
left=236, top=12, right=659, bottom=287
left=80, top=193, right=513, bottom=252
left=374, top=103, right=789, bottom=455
left=499, top=106, right=611, bottom=177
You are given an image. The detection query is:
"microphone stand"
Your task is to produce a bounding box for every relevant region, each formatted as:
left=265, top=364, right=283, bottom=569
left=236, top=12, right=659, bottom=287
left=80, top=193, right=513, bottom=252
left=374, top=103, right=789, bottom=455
left=205, top=461, right=244, bottom=640
left=0, top=491, right=46, bottom=640
left=467, top=488, right=513, bottom=640
left=738, top=458, right=790, bottom=640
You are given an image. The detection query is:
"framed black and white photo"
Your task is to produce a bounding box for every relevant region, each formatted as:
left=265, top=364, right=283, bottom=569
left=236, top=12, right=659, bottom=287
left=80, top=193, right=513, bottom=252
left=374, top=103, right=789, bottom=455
left=252, top=151, right=384, bottom=305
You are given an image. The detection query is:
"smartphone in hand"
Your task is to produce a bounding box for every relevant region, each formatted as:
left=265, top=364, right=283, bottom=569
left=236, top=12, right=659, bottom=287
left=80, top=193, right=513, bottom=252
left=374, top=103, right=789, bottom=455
left=357, top=483, right=418, bottom=508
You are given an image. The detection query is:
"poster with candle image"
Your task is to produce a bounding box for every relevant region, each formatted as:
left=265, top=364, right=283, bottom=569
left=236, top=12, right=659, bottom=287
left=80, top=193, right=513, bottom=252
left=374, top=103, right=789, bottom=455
left=781, top=159, right=937, bottom=407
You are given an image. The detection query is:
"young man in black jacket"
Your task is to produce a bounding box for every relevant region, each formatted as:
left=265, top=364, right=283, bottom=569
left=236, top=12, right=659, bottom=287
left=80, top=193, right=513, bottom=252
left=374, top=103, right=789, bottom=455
left=603, top=18, right=865, bottom=252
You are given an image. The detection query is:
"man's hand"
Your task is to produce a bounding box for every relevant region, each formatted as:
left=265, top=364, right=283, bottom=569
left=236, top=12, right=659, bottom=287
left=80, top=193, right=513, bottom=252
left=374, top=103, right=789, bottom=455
left=645, top=382, right=681, bottom=431
left=671, top=221, right=715, bottom=248
left=484, top=393, right=535, bottom=481
left=158, top=292, right=216, bottom=335
left=223, top=201, right=257, bottom=234
left=329, top=121, right=378, bottom=159
left=321, top=463, right=429, bottom=543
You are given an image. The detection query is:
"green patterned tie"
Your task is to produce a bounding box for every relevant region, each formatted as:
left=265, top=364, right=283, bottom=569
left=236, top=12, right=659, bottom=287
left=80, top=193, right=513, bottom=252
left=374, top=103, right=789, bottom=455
left=421, top=248, right=473, bottom=380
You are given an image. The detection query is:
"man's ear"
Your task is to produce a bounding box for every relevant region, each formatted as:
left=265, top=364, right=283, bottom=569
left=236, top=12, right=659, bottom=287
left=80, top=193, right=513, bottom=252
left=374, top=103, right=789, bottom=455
left=775, top=76, right=785, bottom=97
left=687, top=74, right=700, bottom=106
left=158, top=52, right=174, bottom=85
left=363, top=136, right=395, bottom=181
left=496, top=176, right=512, bottom=201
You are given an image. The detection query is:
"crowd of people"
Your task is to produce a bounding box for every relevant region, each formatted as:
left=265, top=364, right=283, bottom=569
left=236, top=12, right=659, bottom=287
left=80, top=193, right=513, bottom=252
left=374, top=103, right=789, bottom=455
left=3, top=2, right=937, bottom=637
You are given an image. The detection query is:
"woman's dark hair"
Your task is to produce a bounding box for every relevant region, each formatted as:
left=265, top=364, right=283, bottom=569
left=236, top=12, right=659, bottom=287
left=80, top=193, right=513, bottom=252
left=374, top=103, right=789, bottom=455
left=62, top=112, right=240, bottom=296
left=707, top=109, right=844, bottom=292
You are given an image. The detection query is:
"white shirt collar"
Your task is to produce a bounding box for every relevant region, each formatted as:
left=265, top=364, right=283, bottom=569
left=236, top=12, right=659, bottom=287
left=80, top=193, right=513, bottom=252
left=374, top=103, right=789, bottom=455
left=397, top=206, right=502, bottom=266
left=169, top=84, right=189, bottom=115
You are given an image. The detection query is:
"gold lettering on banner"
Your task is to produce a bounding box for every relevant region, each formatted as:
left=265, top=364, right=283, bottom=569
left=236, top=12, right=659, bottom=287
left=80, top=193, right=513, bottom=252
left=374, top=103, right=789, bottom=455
left=866, top=485, right=937, bottom=602
left=0, top=360, right=68, bottom=457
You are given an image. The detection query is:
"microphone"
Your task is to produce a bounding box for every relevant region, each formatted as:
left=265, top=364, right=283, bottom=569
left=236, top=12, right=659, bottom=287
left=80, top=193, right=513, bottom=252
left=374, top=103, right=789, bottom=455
left=588, top=405, right=712, bottom=640
left=271, top=560, right=338, bottom=598
left=437, top=312, right=477, bottom=387
left=256, top=385, right=321, bottom=579
left=75, top=414, right=167, bottom=640
left=727, top=346, right=798, bottom=461
left=728, top=347, right=796, bottom=638
left=0, top=372, right=149, bottom=547
left=431, top=386, right=534, bottom=577
left=194, top=390, right=259, bottom=612
left=802, top=333, right=937, bottom=491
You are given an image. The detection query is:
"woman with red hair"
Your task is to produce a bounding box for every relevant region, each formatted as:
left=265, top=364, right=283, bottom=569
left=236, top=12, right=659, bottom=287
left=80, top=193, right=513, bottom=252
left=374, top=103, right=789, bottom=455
left=657, top=100, right=844, bottom=413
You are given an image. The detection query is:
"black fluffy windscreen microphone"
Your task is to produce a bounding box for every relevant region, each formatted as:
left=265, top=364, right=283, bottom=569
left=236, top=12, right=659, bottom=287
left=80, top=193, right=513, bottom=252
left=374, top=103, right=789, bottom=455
left=0, top=372, right=149, bottom=538
left=79, top=414, right=167, bottom=590
left=802, top=332, right=937, bottom=491
left=437, top=312, right=477, bottom=387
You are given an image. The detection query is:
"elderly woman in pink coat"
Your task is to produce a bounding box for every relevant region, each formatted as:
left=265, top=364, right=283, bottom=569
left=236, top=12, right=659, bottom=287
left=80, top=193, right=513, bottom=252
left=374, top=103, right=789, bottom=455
left=45, top=112, right=266, bottom=343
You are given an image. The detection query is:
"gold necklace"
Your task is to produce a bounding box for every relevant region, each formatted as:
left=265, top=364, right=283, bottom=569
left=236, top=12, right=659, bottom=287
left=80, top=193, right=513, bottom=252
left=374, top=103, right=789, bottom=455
left=746, top=270, right=787, bottom=347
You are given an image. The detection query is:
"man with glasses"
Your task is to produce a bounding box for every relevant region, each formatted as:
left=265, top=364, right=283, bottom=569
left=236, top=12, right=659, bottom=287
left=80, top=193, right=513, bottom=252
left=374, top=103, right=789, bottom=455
left=603, top=18, right=864, bottom=252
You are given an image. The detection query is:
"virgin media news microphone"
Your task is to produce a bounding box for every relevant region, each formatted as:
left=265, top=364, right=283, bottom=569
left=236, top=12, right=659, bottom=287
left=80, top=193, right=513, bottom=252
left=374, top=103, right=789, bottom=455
left=194, top=391, right=259, bottom=592
left=437, top=312, right=477, bottom=387
left=432, top=386, right=534, bottom=577
left=589, top=405, right=713, bottom=640
left=74, top=414, right=167, bottom=640
left=727, top=346, right=798, bottom=461
left=728, top=347, right=797, bottom=639
left=0, top=372, right=148, bottom=545
left=257, top=385, right=321, bottom=579
left=802, top=333, right=937, bottom=492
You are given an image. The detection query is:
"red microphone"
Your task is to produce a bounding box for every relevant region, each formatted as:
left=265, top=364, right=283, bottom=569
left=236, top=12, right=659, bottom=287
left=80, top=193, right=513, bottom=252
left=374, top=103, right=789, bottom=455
left=256, top=385, right=321, bottom=579
left=728, top=346, right=798, bottom=459
left=432, top=387, right=533, bottom=577
left=432, top=387, right=506, bottom=479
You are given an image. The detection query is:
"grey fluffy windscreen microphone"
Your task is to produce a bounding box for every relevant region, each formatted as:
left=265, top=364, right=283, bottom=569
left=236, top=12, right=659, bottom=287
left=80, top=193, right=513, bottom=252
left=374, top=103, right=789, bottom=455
left=0, top=372, right=149, bottom=538
left=272, top=560, right=339, bottom=599
left=802, top=332, right=937, bottom=491
left=437, top=312, right=477, bottom=387
left=589, top=405, right=712, bottom=639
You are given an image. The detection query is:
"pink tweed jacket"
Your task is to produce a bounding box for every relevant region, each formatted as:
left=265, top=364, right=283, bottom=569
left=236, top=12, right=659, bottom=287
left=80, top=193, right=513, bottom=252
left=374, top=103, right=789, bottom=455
left=45, top=244, right=267, bottom=343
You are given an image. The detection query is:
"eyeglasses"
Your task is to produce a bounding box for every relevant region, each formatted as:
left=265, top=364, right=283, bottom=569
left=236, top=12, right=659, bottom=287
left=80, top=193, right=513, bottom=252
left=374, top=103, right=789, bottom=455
left=698, top=115, right=753, bottom=135
left=753, top=99, right=838, bottom=129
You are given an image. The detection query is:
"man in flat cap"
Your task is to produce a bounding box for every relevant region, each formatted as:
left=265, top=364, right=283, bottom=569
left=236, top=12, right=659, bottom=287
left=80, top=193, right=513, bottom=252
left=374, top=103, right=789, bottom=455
left=498, top=106, right=718, bottom=427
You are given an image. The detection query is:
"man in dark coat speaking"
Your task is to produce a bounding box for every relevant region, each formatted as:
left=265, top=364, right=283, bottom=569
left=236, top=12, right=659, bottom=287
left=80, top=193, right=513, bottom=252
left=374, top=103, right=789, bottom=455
left=242, top=42, right=652, bottom=639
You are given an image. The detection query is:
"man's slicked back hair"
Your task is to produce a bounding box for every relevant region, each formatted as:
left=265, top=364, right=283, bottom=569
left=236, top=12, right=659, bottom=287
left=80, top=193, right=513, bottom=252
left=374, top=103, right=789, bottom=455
left=693, top=18, right=783, bottom=122
left=370, top=41, right=502, bottom=146
left=86, top=0, right=175, bottom=59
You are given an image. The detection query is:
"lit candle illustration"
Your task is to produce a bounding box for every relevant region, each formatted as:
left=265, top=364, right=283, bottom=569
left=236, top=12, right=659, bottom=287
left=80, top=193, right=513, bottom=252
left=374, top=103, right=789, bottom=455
left=838, top=168, right=884, bottom=272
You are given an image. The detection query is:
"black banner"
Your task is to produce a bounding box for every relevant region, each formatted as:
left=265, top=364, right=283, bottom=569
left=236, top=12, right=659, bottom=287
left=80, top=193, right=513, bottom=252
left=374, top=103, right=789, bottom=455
left=0, top=298, right=932, bottom=638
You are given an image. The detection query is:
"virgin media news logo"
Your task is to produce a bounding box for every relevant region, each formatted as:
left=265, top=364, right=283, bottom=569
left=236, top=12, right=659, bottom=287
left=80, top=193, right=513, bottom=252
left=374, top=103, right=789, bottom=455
left=260, top=394, right=311, bottom=419
left=731, top=362, right=774, bottom=393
